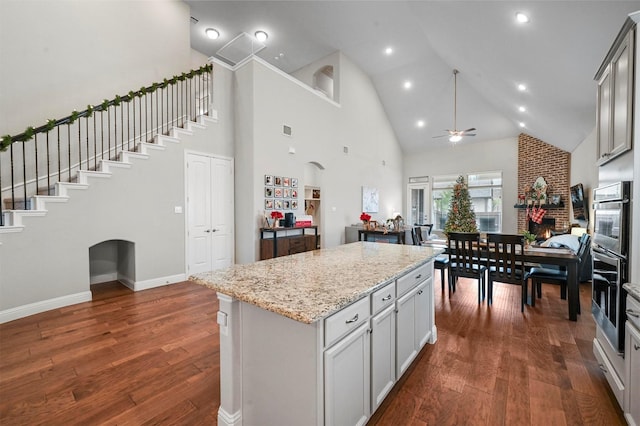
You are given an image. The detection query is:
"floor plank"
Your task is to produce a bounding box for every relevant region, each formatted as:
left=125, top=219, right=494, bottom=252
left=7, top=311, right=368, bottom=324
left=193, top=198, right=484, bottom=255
left=0, top=276, right=627, bottom=425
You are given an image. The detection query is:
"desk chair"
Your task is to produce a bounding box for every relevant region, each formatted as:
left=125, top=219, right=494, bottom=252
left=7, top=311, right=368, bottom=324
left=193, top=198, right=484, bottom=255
left=412, top=227, right=451, bottom=292
left=526, top=234, right=591, bottom=313
left=485, top=233, right=527, bottom=311
left=448, top=232, right=486, bottom=303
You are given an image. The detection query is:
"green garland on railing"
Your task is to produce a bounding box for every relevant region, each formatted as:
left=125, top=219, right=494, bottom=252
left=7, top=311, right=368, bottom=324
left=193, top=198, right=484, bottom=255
left=1, top=63, right=213, bottom=151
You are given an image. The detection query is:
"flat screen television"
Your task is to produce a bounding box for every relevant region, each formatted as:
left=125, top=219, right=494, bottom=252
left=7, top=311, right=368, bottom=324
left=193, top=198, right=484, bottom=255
left=570, top=183, right=588, bottom=220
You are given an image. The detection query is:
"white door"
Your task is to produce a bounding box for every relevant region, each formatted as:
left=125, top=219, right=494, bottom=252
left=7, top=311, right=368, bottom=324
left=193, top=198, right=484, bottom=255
left=407, top=182, right=430, bottom=226
left=186, top=153, right=233, bottom=274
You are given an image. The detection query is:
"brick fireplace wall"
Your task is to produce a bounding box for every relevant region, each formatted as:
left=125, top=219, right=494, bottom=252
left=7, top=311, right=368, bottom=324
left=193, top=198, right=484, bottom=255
left=517, top=133, right=570, bottom=234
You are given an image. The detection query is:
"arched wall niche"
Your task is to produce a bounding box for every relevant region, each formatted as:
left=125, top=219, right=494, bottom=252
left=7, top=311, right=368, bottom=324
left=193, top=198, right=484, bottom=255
left=88, top=239, right=136, bottom=289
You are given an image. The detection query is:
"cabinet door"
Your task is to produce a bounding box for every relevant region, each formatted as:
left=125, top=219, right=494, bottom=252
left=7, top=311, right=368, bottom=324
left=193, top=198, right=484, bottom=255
left=371, top=304, right=396, bottom=411
left=625, top=322, right=640, bottom=426
left=596, top=65, right=612, bottom=163
left=415, top=280, right=432, bottom=349
left=324, top=322, right=370, bottom=426
left=396, top=288, right=418, bottom=377
left=611, top=29, right=634, bottom=159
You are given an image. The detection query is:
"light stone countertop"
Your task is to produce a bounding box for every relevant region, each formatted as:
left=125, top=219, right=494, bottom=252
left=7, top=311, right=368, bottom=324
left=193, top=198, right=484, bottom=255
left=623, top=282, right=640, bottom=302
left=190, top=241, right=444, bottom=324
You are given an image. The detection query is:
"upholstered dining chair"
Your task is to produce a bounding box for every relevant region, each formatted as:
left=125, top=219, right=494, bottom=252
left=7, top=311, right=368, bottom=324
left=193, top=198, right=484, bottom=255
left=447, top=232, right=486, bottom=303
left=526, top=233, right=591, bottom=313
left=485, top=233, right=527, bottom=311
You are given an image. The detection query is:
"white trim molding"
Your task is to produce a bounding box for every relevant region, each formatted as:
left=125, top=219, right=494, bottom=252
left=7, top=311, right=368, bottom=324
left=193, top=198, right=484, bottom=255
left=0, top=291, right=92, bottom=324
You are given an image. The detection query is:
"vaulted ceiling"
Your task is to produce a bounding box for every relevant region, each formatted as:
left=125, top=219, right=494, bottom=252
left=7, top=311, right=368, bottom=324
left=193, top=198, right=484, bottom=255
left=185, top=1, right=640, bottom=154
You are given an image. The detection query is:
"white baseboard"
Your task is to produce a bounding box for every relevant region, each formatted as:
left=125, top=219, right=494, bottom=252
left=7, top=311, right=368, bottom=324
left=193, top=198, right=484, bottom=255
left=0, top=291, right=92, bottom=324
left=218, top=407, right=242, bottom=426
left=90, top=272, right=118, bottom=285
left=132, top=273, right=186, bottom=291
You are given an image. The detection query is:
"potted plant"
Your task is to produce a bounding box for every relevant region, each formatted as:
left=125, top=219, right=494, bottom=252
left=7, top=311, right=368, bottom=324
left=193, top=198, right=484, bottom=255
left=522, top=230, right=537, bottom=247
left=270, top=211, right=284, bottom=228
left=360, top=212, right=371, bottom=229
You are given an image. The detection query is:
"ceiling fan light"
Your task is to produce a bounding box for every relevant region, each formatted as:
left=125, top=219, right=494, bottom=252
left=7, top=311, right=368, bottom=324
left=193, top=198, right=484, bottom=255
left=516, top=12, right=530, bottom=23
left=449, top=135, right=462, bottom=143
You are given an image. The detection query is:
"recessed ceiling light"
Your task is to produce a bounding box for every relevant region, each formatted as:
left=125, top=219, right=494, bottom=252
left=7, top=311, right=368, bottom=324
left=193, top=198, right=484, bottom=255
left=516, top=12, right=530, bottom=23
left=205, top=28, right=220, bottom=40
left=385, top=47, right=393, bottom=55
left=416, top=120, right=425, bottom=128
left=403, top=81, right=412, bottom=90
left=449, top=135, right=462, bottom=143
left=519, top=122, right=526, bottom=128
left=255, top=30, right=268, bottom=42
left=518, top=83, right=527, bottom=91
left=519, top=106, right=526, bottom=112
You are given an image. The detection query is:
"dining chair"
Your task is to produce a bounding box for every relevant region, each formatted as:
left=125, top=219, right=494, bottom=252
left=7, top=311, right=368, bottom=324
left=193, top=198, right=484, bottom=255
left=526, top=233, right=591, bottom=313
left=413, top=227, right=451, bottom=292
left=485, top=233, right=527, bottom=311
left=447, top=232, right=486, bottom=303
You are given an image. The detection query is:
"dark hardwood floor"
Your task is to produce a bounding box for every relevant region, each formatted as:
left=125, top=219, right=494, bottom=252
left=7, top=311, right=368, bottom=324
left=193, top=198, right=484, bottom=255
left=0, top=276, right=625, bottom=425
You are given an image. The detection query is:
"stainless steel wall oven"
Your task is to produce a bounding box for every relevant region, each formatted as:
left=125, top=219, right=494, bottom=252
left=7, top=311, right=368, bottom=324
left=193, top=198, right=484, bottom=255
left=591, top=181, right=630, bottom=353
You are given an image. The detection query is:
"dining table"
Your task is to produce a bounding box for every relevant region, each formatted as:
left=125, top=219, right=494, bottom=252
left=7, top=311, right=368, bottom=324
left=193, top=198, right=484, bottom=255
left=422, top=239, right=581, bottom=321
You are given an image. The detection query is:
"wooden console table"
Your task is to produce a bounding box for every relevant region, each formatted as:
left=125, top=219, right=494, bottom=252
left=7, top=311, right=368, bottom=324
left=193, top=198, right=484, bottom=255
left=358, top=228, right=406, bottom=244
left=260, top=226, right=319, bottom=260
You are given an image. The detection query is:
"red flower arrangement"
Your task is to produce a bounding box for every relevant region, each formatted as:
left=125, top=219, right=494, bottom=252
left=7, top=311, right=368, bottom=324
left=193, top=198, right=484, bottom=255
left=360, top=212, right=371, bottom=222
left=271, top=211, right=284, bottom=220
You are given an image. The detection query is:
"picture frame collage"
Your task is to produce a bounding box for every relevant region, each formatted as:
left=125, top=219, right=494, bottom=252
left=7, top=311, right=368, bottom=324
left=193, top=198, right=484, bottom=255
left=264, top=175, right=299, bottom=211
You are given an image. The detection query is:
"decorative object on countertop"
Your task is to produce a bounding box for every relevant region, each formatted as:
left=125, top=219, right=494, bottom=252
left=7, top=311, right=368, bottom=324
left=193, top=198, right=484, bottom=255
left=360, top=212, right=371, bottom=229
left=270, top=210, right=283, bottom=228
left=444, top=175, right=478, bottom=234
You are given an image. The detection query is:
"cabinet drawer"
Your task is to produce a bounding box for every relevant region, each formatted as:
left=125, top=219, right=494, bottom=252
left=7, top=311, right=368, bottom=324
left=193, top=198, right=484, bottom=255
left=627, top=295, right=640, bottom=330
left=325, top=297, right=370, bottom=348
left=288, top=237, right=306, bottom=254
left=397, top=262, right=431, bottom=297
left=371, top=281, right=395, bottom=314
left=593, top=337, right=624, bottom=406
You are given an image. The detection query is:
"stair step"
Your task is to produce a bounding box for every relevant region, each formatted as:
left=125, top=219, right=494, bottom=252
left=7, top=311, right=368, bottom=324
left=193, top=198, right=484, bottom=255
left=171, top=127, right=193, bottom=138
left=138, top=142, right=166, bottom=154
left=78, top=170, right=112, bottom=184
left=99, top=159, right=132, bottom=172
left=2, top=210, right=47, bottom=226
left=185, top=120, right=206, bottom=131
left=0, top=223, right=24, bottom=233
left=55, top=182, right=89, bottom=197
left=119, top=151, right=150, bottom=162
left=199, top=112, right=218, bottom=123
left=32, top=195, right=70, bottom=210
left=2, top=198, right=33, bottom=210
left=155, top=134, right=180, bottom=145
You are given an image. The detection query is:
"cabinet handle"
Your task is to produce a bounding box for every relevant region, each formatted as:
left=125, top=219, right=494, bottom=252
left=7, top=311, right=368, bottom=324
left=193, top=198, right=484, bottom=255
left=598, top=363, right=608, bottom=374
left=415, top=274, right=422, bottom=280
left=345, top=314, right=359, bottom=324
left=627, top=309, right=640, bottom=318
left=382, top=295, right=392, bottom=301
left=205, top=229, right=211, bottom=233
left=417, top=290, right=423, bottom=295
left=635, top=344, right=640, bottom=351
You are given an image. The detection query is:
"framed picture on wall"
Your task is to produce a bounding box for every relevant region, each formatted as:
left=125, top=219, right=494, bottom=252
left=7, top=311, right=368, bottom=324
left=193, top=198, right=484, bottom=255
left=362, top=186, right=379, bottom=213
left=265, top=187, right=273, bottom=197
left=550, top=194, right=561, bottom=205
left=265, top=199, right=274, bottom=209
left=283, top=200, right=291, bottom=209
left=283, top=177, right=290, bottom=187
left=291, top=178, right=298, bottom=188
left=292, top=190, right=298, bottom=198
left=265, top=175, right=274, bottom=186
left=275, top=200, right=283, bottom=209
left=291, top=200, right=298, bottom=209
left=275, top=176, right=282, bottom=186
left=274, top=188, right=283, bottom=198
left=284, top=188, right=292, bottom=198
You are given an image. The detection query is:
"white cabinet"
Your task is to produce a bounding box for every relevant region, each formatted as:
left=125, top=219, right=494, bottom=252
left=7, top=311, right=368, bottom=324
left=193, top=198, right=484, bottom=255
left=625, top=295, right=640, bottom=426
left=596, top=26, right=634, bottom=165
left=396, top=280, right=431, bottom=377
left=324, top=322, right=370, bottom=426
left=371, top=304, right=396, bottom=411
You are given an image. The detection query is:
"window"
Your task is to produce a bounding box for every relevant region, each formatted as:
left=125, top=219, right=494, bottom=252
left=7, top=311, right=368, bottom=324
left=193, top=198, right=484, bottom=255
left=432, top=171, right=503, bottom=232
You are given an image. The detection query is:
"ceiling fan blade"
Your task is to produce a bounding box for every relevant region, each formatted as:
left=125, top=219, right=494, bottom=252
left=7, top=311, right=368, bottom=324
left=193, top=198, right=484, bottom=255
left=461, top=128, right=476, bottom=133
left=465, top=133, right=476, bottom=136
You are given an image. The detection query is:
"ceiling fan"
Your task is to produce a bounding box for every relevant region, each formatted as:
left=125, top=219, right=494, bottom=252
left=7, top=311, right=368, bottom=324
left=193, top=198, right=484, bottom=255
left=433, top=69, right=476, bottom=143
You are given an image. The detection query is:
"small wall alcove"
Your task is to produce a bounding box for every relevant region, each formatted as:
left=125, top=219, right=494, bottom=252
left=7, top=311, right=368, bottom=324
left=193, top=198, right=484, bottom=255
left=89, top=240, right=135, bottom=289
left=313, top=65, right=334, bottom=100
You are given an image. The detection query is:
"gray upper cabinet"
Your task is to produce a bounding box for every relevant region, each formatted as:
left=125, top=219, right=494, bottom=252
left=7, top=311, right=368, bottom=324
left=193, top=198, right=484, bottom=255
left=596, top=26, right=635, bottom=165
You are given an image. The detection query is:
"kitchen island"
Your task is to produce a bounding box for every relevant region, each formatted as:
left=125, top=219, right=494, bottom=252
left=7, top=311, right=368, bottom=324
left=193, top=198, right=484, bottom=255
left=191, top=241, right=443, bottom=426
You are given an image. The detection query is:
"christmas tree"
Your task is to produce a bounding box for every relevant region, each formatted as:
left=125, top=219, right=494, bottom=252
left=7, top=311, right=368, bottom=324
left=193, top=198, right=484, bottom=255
left=444, top=175, right=478, bottom=234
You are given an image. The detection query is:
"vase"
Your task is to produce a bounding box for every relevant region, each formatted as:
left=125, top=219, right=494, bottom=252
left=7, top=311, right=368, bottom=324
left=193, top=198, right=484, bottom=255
left=363, top=221, right=369, bottom=230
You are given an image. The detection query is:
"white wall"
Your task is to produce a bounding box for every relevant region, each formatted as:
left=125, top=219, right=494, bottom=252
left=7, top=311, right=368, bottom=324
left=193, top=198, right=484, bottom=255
left=233, top=54, right=403, bottom=263
left=570, top=127, right=599, bottom=232
left=402, top=137, right=519, bottom=234
left=0, top=0, right=192, bottom=137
